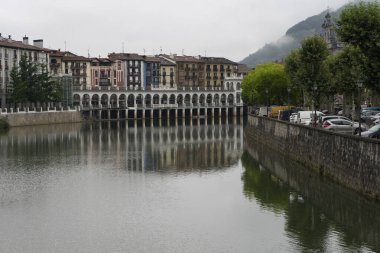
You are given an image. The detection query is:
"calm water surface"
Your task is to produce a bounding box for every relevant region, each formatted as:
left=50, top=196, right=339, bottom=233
left=0, top=120, right=379, bottom=252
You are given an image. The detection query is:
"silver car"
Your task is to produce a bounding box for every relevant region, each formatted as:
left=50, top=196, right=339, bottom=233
left=322, top=119, right=363, bottom=134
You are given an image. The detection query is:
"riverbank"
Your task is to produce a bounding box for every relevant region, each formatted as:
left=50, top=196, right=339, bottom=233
left=244, top=115, right=380, bottom=200
left=0, top=110, right=82, bottom=127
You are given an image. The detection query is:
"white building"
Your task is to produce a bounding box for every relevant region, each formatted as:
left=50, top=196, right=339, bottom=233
left=0, top=34, right=49, bottom=107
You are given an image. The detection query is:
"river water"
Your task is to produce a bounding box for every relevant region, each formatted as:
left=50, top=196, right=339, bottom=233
left=0, top=120, right=379, bottom=253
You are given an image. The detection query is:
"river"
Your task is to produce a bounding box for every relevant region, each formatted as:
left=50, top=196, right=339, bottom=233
left=0, top=120, right=379, bottom=252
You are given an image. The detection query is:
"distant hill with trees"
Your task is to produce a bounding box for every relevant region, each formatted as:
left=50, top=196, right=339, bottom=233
left=240, top=7, right=343, bottom=67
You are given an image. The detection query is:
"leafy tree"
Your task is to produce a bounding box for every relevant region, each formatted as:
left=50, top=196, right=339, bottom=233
left=284, top=49, right=304, bottom=105
left=328, top=46, right=365, bottom=98
left=297, top=36, right=330, bottom=109
left=241, top=63, right=290, bottom=106
left=9, top=55, right=62, bottom=106
left=241, top=70, right=256, bottom=105
left=336, top=1, right=380, bottom=93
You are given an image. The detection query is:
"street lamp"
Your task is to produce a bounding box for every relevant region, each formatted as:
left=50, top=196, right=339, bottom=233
left=312, top=82, right=318, bottom=127
left=357, top=80, right=363, bottom=136
left=265, top=88, right=269, bottom=117
left=287, top=87, right=291, bottom=106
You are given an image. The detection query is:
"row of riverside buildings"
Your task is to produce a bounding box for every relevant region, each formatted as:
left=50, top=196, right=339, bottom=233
left=0, top=33, right=251, bottom=108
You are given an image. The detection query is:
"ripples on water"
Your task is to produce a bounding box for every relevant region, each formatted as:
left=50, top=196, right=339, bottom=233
left=0, top=119, right=379, bottom=253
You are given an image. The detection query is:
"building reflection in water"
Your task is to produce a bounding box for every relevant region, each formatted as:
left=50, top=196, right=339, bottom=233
left=0, top=121, right=244, bottom=174
left=241, top=140, right=380, bottom=253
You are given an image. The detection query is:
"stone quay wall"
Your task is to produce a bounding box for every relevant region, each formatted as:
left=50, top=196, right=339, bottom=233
left=245, top=115, right=380, bottom=200
left=0, top=111, right=82, bottom=127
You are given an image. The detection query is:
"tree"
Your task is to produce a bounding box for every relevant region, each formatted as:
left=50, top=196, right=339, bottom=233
left=336, top=1, right=380, bottom=93
left=297, top=36, right=330, bottom=109
left=284, top=49, right=304, bottom=106
left=9, top=55, right=62, bottom=107
left=241, top=63, right=290, bottom=106
left=327, top=46, right=366, bottom=116
left=241, top=70, right=255, bottom=106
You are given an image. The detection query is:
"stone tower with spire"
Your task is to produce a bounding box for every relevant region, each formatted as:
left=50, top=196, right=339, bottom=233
left=322, top=11, right=342, bottom=54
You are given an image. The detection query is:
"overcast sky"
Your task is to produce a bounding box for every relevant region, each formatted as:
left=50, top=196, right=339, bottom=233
left=1, top=0, right=351, bottom=62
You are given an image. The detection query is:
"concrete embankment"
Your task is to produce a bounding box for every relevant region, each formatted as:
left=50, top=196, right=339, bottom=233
left=244, top=115, right=380, bottom=200
left=0, top=111, right=82, bottom=127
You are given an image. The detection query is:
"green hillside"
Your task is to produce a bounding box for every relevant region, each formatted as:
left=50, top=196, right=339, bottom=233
left=240, top=8, right=342, bottom=67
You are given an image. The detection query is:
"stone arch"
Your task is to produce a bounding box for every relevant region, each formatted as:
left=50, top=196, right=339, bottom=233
left=184, top=94, right=191, bottom=106
left=177, top=94, right=183, bottom=106
left=169, top=94, right=176, bottom=104
left=236, top=82, right=241, bottom=90
left=110, top=94, right=118, bottom=107
left=119, top=94, right=126, bottom=107
left=153, top=94, right=160, bottom=104
left=73, top=94, right=80, bottom=106
left=91, top=94, right=99, bottom=107
left=228, top=94, right=234, bottom=105
left=192, top=94, right=198, bottom=106
left=136, top=94, right=143, bottom=107
left=214, top=94, right=219, bottom=105
left=221, top=94, right=226, bottom=105
left=127, top=94, right=135, bottom=107
left=161, top=94, right=168, bottom=104
left=101, top=94, right=108, bottom=107
left=206, top=94, right=212, bottom=105
left=82, top=94, right=90, bottom=107
left=145, top=94, right=152, bottom=106
left=236, top=93, right=241, bottom=104
left=199, top=94, right=205, bottom=105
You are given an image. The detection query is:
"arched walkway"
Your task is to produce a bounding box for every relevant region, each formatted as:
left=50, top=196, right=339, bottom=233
left=101, top=94, right=108, bottom=107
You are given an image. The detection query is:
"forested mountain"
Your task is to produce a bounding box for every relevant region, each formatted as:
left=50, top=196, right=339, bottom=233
left=240, top=8, right=342, bottom=67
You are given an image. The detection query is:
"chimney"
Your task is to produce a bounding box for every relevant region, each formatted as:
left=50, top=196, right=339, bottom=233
left=23, top=35, right=29, bottom=45
left=33, top=39, right=43, bottom=48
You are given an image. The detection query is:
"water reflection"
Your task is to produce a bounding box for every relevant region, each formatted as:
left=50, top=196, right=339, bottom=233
left=0, top=121, right=244, bottom=174
left=242, top=140, right=380, bottom=252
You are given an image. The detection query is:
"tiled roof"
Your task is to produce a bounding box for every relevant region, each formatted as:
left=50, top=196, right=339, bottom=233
left=238, top=64, right=252, bottom=74
left=0, top=39, right=46, bottom=51
left=62, top=55, right=90, bottom=62
left=108, top=53, right=145, bottom=61
left=201, top=56, right=237, bottom=65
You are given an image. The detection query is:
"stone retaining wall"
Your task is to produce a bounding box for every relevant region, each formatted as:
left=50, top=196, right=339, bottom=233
left=0, top=111, right=83, bottom=127
left=245, top=115, right=380, bottom=200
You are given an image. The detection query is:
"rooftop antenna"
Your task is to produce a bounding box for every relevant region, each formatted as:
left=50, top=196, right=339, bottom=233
left=88, top=49, right=90, bottom=58
left=122, top=42, right=125, bottom=53
left=204, top=50, right=207, bottom=57
left=143, top=48, right=146, bottom=55
left=160, top=46, right=162, bottom=54
left=182, top=49, right=184, bottom=56
left=64, top=41, right=66, bottom=51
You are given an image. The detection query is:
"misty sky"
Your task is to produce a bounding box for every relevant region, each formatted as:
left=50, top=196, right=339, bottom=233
left=1, top=0, right=351, bottom=61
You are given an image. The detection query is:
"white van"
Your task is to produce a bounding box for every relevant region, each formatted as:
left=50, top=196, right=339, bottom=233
left=297, top=111, right=324, bottom=125
left=259, top=107, right=270, bottom=117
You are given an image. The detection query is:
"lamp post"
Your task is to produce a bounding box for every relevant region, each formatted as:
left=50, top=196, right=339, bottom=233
left=265, top=88, right=269, bottom=117
left=251, top=85, right=254, bottom=115
left=287, top=87, right=291, bottom=106
left=313, top=82, right=318, bottom=127
left=357, top=80, right=363, bottom=136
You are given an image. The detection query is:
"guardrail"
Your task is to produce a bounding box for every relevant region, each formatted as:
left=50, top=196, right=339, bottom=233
left=0, top=106, right=79, bottom=115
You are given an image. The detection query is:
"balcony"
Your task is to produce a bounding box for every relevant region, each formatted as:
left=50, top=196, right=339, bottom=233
left=213, top=76, right=218, bottom=80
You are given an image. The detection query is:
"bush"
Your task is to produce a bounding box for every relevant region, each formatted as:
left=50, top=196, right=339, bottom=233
left=0, top=118, right=9, bottom=131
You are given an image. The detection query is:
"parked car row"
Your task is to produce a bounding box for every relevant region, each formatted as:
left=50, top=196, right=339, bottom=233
left=284, top=110, right=379, bottom=139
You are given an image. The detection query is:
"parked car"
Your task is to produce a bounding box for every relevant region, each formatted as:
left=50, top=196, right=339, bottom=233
left=289, top=113, right=298, bottom=123
left=361, top=124, right=380, bottom=139
left=318, top=115, right=351, bottom=126
left=322, top=119, right=364, bottom=134
left=258, top=107, right=270, bottom=117
left=297, top=111, right=324, bottom=125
